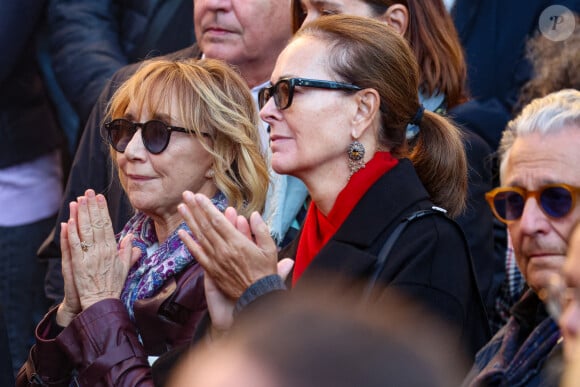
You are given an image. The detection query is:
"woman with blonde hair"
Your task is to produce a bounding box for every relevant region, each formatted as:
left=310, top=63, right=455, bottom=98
left=17, top=57, right=268, bottom=386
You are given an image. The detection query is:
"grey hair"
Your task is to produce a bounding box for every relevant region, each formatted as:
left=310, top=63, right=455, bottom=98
left=499, top=89, right=580, bottom=180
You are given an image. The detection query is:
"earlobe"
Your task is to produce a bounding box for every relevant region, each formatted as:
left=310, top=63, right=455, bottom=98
left=379, top=4, right=409, bottom=35
left=206, top=168, right=215, bottom=179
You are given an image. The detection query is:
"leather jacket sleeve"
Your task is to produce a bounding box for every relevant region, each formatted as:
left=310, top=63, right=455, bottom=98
left=17, top=259, right=207, bottom=386
left=17, top=301, right=154, bottom=387
left=59, top=300, right=153, bottom=386
left=16, top=307, right=73, bottom=387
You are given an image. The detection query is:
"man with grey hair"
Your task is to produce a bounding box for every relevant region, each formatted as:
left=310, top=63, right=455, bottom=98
left=463, top=89, right=580, bottom=386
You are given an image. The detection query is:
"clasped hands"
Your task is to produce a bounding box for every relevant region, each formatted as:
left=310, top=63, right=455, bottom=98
left=177, top=191, right=294, bottom=337
left=56, top=189, right=140, bottom=327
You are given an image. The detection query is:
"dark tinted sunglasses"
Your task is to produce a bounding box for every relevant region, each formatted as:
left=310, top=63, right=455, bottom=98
left=104, top=119, right=208, bottom=154
left=258, top=77, right=362, bottom=110
left=485, top=184, right=580, bottom=224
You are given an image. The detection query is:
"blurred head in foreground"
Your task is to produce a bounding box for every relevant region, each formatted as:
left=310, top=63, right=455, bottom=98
left=168, top=279, right=468, bottom=387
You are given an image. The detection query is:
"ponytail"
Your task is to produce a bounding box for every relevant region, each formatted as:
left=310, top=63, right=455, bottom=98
left=408, top=110, right=467, bottom=218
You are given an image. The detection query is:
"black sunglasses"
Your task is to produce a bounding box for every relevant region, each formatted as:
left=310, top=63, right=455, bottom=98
left=104, top=119, right=209, bottom=154
left=258, top=77, right=362, bottom=110
left=485, top=184, right=580, bottom=224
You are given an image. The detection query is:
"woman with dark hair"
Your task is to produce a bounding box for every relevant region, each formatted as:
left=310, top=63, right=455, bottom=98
left=290, top=0, right=499, bottom=316
left=292, top=0, right=468, bottom=109
left=179, top=15, right=490, bottom=359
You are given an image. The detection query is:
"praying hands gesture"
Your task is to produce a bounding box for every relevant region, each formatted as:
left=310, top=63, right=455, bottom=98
left=177, top=191, right=293, bottom=336
left=56, top=189, right=140, bottom=327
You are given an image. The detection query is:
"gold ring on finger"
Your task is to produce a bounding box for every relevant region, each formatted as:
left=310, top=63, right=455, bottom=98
left=80, top=241, right=93, bottom=252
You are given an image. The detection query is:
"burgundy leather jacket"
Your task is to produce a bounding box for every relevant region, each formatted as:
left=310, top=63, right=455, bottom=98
left=16, top=261, right=205, bottom=386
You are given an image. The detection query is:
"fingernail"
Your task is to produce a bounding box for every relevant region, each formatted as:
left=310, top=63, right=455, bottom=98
left=183, top=191, right=194, bottom=201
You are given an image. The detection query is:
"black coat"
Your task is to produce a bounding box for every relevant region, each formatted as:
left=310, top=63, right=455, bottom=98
left=0, top=0, right=63, bottom=168
left=48, top=0, right=195, bottom=125
left=288, top=159, right=491, bottom=358
left=456, top=129, right=500, bottom=317
left=0, top=304, right=13, bottom=386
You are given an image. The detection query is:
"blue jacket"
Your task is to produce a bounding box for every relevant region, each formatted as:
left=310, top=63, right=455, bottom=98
left=450, top=0, right=580, bottom=150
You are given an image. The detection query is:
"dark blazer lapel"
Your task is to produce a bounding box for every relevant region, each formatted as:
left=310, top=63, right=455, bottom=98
left=300, top=159, right=430, bottom=281
left=332, top=159, right=430, bottom=246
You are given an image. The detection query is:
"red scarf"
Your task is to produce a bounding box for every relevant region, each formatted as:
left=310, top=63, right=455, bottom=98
left=291, top=152, right=398, bottom=286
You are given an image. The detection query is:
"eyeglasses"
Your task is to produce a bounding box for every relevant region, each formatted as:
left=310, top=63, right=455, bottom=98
left=485, top=184, right=580, bottom=224
left=104, top=119, right=209, bottom=154
left=539, top=274, right=580, bottom=320
left=258, top=77, right=362, bottom=110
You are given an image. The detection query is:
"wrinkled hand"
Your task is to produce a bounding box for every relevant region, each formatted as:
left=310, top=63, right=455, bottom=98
left=65, top=190, right=140, bottom=311
left=56, top=203, right=81, bottom=327
left=177, top=191, right=279, bottom=300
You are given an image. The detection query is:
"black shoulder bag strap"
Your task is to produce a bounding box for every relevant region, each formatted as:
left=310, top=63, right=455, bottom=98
left=361, top=206, right=448, bottom=303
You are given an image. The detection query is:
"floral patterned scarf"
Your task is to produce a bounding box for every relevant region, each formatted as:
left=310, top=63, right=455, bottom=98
left=119, top=191, right=227, bottom=321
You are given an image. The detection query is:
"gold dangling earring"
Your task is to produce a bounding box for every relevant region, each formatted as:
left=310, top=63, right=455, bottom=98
left=347, top=140, right=365, bottom=180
